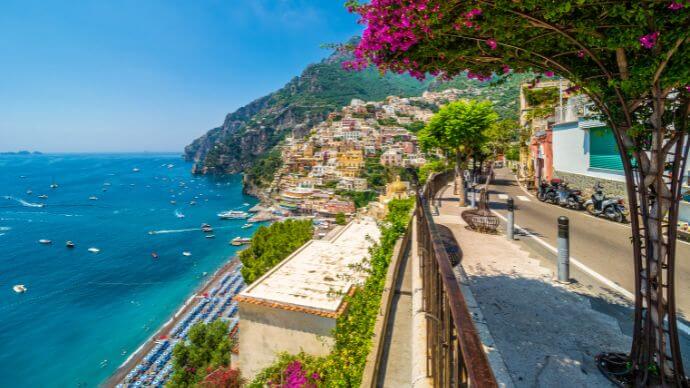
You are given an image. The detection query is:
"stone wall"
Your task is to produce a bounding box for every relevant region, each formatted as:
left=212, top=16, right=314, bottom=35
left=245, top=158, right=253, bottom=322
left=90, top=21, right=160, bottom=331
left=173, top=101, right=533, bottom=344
left=554, top=170, right=628, bottom=198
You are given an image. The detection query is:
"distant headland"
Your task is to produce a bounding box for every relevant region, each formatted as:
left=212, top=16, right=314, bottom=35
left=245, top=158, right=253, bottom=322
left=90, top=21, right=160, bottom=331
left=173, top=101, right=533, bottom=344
left=0, top=150, right=43, bottom=155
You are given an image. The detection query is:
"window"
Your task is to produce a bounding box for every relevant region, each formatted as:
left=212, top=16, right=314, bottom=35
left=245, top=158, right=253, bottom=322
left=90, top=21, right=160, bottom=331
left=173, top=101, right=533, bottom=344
left=589, top=127, right=624, bottom=171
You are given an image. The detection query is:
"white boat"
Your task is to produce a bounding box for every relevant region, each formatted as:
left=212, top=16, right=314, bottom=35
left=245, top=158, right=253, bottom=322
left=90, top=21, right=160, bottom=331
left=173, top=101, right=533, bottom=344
left=66, top=241, right=75, bottom=248
left=175, top=210, right=185, bottom=219
left=182, top=251, right=192, bottom=257
left=167, top=164, right=174, bottom=169
left=243, top=203, right=250, bottom=206
left=39, top=239, right=52, bottom=245
left=38, top=194, right=48, bottom=199
left=217, top=210, right=249, bottom=220
left=89, top=196, right=98, bottom=200
left=26, top=190, right=32, bottom=195
left=170, top=200, right=177, bottom=205
left=132, top=168, right=140, bottom=172
left=205, top=234, right=215, bottom=239
left=50, top=183, right=58, bottom=189
left=13, top=284, right=27, bottom=293
left=241, top=223, right=254, bottom=229
left=88, top=247, right=100, bottom=253
left=230, top=237, right=251, bottom=246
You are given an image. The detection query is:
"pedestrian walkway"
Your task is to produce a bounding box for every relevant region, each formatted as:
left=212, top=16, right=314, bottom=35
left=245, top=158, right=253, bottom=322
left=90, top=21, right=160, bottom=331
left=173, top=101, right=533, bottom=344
left=433, top=184, right=630, bottom=387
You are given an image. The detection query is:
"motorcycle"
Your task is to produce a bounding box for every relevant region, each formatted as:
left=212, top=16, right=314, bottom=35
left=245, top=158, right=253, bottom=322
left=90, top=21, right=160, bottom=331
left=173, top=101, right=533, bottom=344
left=584, top=183, right=627, bottom=223
left=537, top=179, right=560, bottom=203
left=556, top=182, right=584, bottom=209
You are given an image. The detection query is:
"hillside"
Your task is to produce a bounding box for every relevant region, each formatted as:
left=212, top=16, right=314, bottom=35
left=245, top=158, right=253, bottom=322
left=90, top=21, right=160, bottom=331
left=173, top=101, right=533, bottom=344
left=184, top=50, right=431, bottom=176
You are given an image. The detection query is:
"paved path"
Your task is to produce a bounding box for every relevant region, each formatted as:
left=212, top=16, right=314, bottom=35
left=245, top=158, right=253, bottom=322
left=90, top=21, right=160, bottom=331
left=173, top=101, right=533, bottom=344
left=377, top=245, right=413, bottom=387
left=487, top=168, right=690, bottom=321
left=434, top=184, right=630, bottom=387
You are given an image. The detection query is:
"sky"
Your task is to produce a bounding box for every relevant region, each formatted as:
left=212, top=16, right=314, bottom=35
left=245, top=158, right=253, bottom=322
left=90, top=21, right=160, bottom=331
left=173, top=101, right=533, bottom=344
left=0, top=0, right=361, bottom=153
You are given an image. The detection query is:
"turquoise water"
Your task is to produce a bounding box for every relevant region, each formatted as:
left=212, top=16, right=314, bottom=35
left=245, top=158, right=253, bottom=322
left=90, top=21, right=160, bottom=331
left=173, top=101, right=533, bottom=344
left=0, top=154, right=256, bottom=387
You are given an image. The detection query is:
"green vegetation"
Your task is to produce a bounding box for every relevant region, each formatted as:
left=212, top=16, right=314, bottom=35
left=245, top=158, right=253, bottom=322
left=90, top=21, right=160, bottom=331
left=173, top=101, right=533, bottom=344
left=376, top=117, right=399, bottom=126
left=251, top=198, right=415, bottom=387
left=483, top=119, right=519, bottom=157
left=335, top=212, right=347, bottom=225
left=419, top=159, right=451, bottom=184
left=240, top=219, right=313, bottom=284
left=248, top=149, right=282, bottom=187
left=408, top=99, right=439, bottom=112
left=336, top=190, right=378, bottom=208
left=362, top=157, right=387, bottom=190
left=523, top=86, right=559, bottom=107
left=403, top=120, right=426, bottom=133
left=169, top=320, right=240, bottom=387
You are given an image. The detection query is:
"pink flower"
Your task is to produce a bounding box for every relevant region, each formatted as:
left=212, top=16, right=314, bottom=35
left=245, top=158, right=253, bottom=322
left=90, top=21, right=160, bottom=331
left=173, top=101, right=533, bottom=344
left=639, top=32, right=660, bottom=49
left=669, top=1, right=684, bottom=10
left=577, top=50, right=585, bottom=58
left=502, top=65, right=511, bottom=74
left=544, top=71, right=555, bottom=77
left=685, top=85, right=690, bottom=92
left=486, top=39, right=497, bottom=50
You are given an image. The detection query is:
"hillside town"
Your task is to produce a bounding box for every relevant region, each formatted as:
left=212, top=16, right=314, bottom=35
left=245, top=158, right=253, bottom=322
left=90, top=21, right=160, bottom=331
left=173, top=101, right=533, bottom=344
left=246, top=89, right=464, bottom=223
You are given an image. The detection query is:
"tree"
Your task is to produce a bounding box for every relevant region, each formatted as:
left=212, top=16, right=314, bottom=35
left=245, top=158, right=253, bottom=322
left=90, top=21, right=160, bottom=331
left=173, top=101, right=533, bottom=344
left=335, top=212, right=347, bottom=225
left=169, top=320, right=235, bottom=387
left=483, top=119, right=519, bottom=157
left=344, top=1, right=689, bottom=385
left=419, top=99, right=498, bottom=205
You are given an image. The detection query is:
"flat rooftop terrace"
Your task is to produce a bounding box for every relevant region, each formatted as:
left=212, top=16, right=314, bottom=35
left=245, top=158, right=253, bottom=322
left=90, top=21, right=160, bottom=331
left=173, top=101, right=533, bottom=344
left=237, top=217, right=381, bottom=317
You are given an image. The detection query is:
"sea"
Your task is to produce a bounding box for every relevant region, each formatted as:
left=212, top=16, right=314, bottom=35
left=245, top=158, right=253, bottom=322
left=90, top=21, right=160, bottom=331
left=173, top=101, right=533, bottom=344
left=0, top=153, right=257, bottom=387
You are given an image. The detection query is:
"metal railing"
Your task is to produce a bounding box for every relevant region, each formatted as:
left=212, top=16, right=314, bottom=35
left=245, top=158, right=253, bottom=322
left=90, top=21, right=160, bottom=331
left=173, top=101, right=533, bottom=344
left=416, top=171, right=497, bottom=387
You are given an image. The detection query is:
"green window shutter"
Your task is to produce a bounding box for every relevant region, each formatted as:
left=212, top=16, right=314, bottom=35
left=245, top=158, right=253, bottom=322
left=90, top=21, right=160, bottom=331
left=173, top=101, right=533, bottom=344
left=589, top=127, right=624, bottom=171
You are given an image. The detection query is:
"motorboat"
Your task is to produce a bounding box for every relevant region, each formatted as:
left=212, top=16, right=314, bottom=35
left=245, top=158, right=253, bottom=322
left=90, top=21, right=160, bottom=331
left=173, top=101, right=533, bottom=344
left=50, top=182, right=58, bottom=189
left=26, top=190, right=33, bottom=195
left=88, top=247, right=100, bottom=253
left=39, top=239, right=52, bottom=245
left=13, top=284, right=27, bottom=293
left=38, top=194, right=48, bottom=199
left=148, top=231, right=157, bottom=235
left=241, top=223, right=254, bottom=229
left=66, top=241, right=75, bottom=248
left=182, top=251, right=192, bottom=257
left=151, top=252, right=159, bottom=259
left=205, top=234, right=215, bottom=239
left=201, top=223, right=213, bottom=233
left=189, top=201, right=197, bottom=206
left=89, top=196, right=98, bottom=200
left=217, top=210, right=249, bottom=220
left=132, top=168, right=140, bottom=172
left=230, top=237, right=251, bottom=246
left=170, top=200, right=177, bottom=205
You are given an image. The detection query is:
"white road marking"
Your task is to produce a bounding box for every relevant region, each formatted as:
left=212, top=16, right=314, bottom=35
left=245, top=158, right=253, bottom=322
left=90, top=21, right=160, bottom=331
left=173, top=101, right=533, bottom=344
left=491, top=209, right=690, bottom=336
left=497, top=194, right=509, bottom=200
left=516, top=195, right=531, bottom=202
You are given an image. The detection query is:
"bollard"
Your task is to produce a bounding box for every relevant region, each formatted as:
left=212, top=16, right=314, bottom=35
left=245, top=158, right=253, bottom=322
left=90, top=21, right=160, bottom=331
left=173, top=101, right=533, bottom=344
left=506, top=198, right=515, bottom=240
left=470, top=186, right=476, bottom=208
left=557, top=216, right=570, bottom=282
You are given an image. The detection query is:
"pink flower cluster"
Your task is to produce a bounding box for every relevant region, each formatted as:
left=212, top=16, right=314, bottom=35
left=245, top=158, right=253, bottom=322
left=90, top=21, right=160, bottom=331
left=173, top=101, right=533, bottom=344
left=669, top=1, right=684, bottom=10
left=639, top=32, right=660, bottom=49
left=343, top=0, right=434, bottom=79
left=466, top=71, right=492, bottom=82
left=280, top=360, right=320, bottom=388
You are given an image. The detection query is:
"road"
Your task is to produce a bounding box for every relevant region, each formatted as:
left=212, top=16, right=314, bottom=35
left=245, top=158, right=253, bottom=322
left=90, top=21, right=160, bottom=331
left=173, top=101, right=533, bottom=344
left=486, top=168, right=690, bottom=320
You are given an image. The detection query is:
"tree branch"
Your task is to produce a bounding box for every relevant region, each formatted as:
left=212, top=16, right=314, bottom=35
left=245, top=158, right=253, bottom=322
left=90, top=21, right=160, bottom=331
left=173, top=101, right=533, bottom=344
left=652, top=37, right=688, bottom=86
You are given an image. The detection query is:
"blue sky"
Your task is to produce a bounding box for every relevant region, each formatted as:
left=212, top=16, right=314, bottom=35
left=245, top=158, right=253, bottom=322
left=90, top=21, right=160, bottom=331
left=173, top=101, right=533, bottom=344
left=0, top=1, right=361, bottom=152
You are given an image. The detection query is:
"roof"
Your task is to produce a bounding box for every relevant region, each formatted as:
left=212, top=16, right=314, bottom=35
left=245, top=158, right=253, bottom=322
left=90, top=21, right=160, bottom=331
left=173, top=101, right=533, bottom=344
left=236, top=218, right=381, bottom=318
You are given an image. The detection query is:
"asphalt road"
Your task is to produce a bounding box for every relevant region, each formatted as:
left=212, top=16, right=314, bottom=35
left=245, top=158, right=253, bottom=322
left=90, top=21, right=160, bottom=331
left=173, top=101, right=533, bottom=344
left=487, top=168, right=690, bottom=319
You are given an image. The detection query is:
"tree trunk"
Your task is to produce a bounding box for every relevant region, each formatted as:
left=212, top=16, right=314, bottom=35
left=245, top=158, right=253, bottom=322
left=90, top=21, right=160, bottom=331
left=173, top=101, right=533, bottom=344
left=455, top=150, right=467, bottom=206
left=609, top=85, right=690, bottom=386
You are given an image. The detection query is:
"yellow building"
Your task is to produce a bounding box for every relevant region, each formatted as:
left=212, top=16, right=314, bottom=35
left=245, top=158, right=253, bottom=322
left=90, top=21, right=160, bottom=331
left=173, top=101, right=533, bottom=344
left=337, top=149, right=364, bottom=178
left=368, top=176, right=410, bottom=219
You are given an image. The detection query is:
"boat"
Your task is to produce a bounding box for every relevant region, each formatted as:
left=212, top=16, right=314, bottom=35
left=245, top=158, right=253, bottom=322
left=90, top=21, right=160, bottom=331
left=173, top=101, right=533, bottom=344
left=13, top=284, right=27, bottom=293
left=167, top=164, right=174, bottom=169
left=88, top=247, right=100, bottom=253
left=243, top=203, right=250, bottom=206
left=217, top=210, right=249, bottom=220
left=201, top=223, right=213, bottom=233
left=26, top=190, right=32, bottom=195
left=189, top=201, right=197, bottom=206
left=66, top=241, right=75, bottom=248
left=230, top=237, right=251, bottom=246
left=175, top=210, right=185, bottom=219
left=132, top=168, right=140, bottom=172
left=182, top=251, right=192, bottom=257
left=151, top=252, right=159, bottom=259
left=50, top=182, right=58, bottom=189
left=39, top=239, right=52, bottom=245
left=89, top=196, right=98, bottom=200
left=148, top=231, right=157, bottom=235
left=241, top=223, right=254, bottom=229
left=38, top=194, right=48, bottom=199
left=205, top=234, right=215, bottom=239
left=170, top=200, right=177, bottom=205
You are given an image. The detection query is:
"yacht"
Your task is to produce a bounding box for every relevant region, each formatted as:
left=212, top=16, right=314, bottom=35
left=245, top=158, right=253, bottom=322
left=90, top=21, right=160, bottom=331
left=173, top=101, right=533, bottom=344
left=230, top=237, right=251, bottom=246
left=89, top=196, right=98, bottom=200
left=201, top=224, right=213, bottom=233
left=26, top=190, right=33, bottom=195
left=38, top=194, right=48, bottom=199
left=66, top=241, right=75, bottom=248
left=132, top=168, right=140, bottom=173
left=205, top=234, right=215, bottom=239
left=39, top=239, right=52, bottom=245
left=151, top=252, right=159, bottom=259
left=13, top=284, right=27, bottom=293
left=217, top=210, right=249, bottom=220
left=182, top=251, right=192, bottom=257
left=88, top=247, right=100, bottom=253
left=241, top=223, right=254, bottom=229
left=50, top=182, right=58, bottom=189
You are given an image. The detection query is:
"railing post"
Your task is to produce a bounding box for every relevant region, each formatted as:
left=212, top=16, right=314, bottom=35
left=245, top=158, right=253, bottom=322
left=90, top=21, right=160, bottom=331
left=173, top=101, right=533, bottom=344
left=557, top=216, right=570, bottom=283
left=506, top=198, right=515, bottom=240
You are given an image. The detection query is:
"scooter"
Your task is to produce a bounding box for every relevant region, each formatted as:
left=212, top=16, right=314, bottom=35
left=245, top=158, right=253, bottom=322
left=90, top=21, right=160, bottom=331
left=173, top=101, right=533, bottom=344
left=584, top=183, right=627, bottom=223
left=556, top=182, right=584, bottom=209
left=537, top=179, right=560, bottom=203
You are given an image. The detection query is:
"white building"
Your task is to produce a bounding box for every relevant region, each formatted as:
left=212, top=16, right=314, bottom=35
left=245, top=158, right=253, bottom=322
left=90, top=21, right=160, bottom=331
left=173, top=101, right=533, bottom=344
left=236, top=219, right=381, bottom=379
